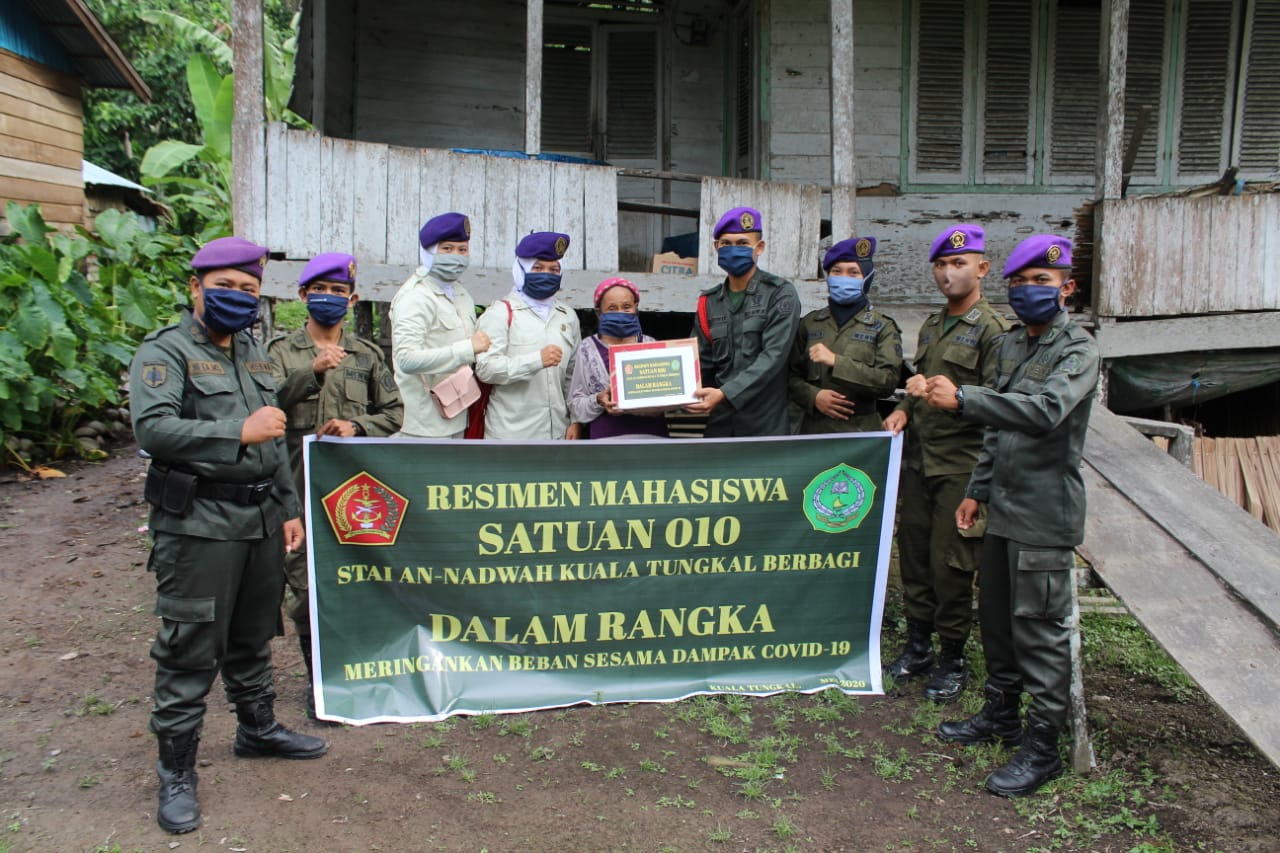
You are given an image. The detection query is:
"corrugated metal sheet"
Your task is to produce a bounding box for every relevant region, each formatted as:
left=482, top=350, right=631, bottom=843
left=12, top=0, right=149, bottom=99
left=0, top=0, right=75, bottom=71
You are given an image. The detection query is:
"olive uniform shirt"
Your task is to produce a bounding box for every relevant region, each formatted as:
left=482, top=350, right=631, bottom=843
left=267, top=325, right=404, bottom=498
left=695, top=268, right=801, bottom=437
left=788, top=305, right=903, bottom=434
left=896, top=298, right=1009, bottom=474
left=962, top=310, right=1100, bottom=547
left=130, top=307, right=299, bottom=538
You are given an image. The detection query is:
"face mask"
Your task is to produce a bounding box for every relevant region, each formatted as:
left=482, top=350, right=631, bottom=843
left=826, top=275, right=866, bottom=306
left=307, top=293, right=351, bottom=327
left=1008, top=284, right=1063, bottom=326
left=522, top=272, right=562, bottom=300
left=431, top=253, right=469, bottom=282
left=598, top=312, right=642, bottom=339
left=201, top=286, right=260, bottom=335
left=717, top=245, right=757, bottom=277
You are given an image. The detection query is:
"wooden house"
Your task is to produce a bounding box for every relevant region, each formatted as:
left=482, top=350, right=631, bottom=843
left=0, top=0, right=149, bottom=231
left=234, top=0, right=1279, bottom=384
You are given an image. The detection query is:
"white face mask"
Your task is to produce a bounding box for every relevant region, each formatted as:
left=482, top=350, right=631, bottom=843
left=431, top=253, right=470, bottom=282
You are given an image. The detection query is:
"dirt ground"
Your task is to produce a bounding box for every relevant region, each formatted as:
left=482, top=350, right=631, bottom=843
left=1, top=446, right=1278, bottom=853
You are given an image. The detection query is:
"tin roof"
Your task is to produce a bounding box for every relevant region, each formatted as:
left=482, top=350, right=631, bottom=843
left=17, top=0, right=150, bottom=100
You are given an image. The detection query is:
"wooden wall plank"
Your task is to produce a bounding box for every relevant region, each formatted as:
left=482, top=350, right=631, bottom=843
left=231, top=0, right=267, bottom=242
left=1236, top=195, right=1262, bottom=311
left=448, top=152, right=487, bottom=263
left=284, top=130, right=322, bottom=257
left=582, top=165, right=617, bottom=271
left=550, top=162, right=585, bottom=271
left=1261, top=195, right=1280, bottom=309
left=353, top=140, right=390, bottom=263
left=1152, top=200, right=1182, bottom=316
left=798, top=183, right=823, bottom=280
left=418, top=148, right=455, bottom=234
left=322, top=137, right=357, bottom=254
left=0, top=71, right=81, bottom=117
left=0, top=114, right=81, bottom=150
left=0, top=133, right=80, bottom=170
left=515, top=159, right=553, bottom=243
left=264, top=123, right=289, bottom=251
left=385, top=145, right=421, bottom=266
left=0, top=50, right=81, bottom=97
left=768, top=183, right=802, bottom=280
left=483, top=156, right=520, bottom=268
left=0, top=92, right=81, bottom=134
left=0, top=176, right=82, bottom=206
left=0, top=154, right=80, bottom=187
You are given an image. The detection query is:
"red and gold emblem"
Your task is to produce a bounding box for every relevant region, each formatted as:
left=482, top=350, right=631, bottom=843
left=321, top=472, right=408, bottom=546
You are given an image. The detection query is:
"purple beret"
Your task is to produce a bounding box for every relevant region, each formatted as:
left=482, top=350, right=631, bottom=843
left=419, top=212, right=471, bottom=249
left=1003, top=235, right=1073, bottom=278
left=191, top=236, right=268, bottom=279
left=515, top=231, right=570, bottom=260
left=713, top=206, right=763, bottom=239
left=823, top=236, right=877, bottom=272
left=299, top=252, right=357, bottom=289
left=929, top=224, right=985, bottom=262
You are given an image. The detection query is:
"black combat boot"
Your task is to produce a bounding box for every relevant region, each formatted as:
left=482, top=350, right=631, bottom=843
left=937, top=684, right=1023, bottom=746
left=233, top=694, right=329, bottom=759
left=884, top=619, right=935, bottom=681
left=922, top=637, right=969, bottom=703
left=156, top=730, right=201, bottom=834
left=984, top=718, right=1064, bottom=797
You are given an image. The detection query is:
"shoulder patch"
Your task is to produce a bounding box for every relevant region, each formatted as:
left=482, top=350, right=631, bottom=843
left=187, top=360, right=225, bottom=376
left=775, top=295, right=796, bottom=317
left=140, top=362, right=168, bottom=388
left=381, top=372, right=398, bottom=393
left=963, top=307, right=982, bottom=324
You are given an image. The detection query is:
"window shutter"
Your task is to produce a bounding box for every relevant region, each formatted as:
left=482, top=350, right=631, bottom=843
left=1124, top=0, right=1168, bottom=180
left=1237, top=1, right=1280, bottom=176
left=542, top=24, right=594, bottom=155
left=604, top=29, right=658, bottom=159
left=1048, top=0, right=1101, bottom=181
left=979, top=0, right=1035, bottom=179
left=735, top=19, right=753, bottom=159
left=1177, top=0, right=1236, bottom=177
left=913, top=0, right=967, bottom=176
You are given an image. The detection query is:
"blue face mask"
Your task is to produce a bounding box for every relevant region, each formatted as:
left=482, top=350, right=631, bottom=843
left=598, top=312, right=642, bottom=339
left=307, top=293, right=351, bottom=327
left=717, top=244, right=757, bottom=277
left=827, top=275, right=866, bottom=306
left=1008, top=284, right=1063, bottom=326
left=522, top=272, right=562, bottom=300
left=201, top=286, right=260, bottom=335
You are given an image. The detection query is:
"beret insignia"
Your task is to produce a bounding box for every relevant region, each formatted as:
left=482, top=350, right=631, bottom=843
left=740, top=211, right=756, bottom=230
left=554, top=236, right=568, bottom=256
left=950, top=230, right=966, bottom=249
left=348, top=259, right=357, bottom=280
left=463, top=216, right=472, bottom=237
left=1046, top=245, right=1062, bottom=264
left=855, top=237, right=872, bottom=258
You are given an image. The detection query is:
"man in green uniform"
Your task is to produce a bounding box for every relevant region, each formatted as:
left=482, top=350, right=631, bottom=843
left=788, top=236, right=902, bottom=433
left=922, top=234, right=1099, bottom=797
left=883, top=224, right=1009, bottom=702
left=130, top=237, right=328, bottom=835
left=268, top=252, right=403, bottom=717
left=688, top=206, right=801, bottom=436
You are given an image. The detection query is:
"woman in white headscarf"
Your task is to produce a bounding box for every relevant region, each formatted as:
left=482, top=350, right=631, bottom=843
left=474, top=231, right=581, bottom=440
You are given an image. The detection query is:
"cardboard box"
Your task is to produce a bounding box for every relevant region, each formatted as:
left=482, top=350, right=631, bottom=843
left=650, top=252, right=697, bottom=276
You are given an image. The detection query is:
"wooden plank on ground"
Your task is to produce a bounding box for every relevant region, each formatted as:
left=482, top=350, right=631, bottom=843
left=1085, top=407, right=1280, bottom=631
left=1081, top=464, right=1280, bottom=770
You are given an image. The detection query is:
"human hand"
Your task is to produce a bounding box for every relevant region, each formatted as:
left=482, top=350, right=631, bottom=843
left=540, top=345, right=563, bottom=368
left=684, top=387, right=726, bottom=414
left=565, top=422, right=584, bottom=440
left=808, top=342, right=836, bottom=367
left=311, top=344, right=346, bottom=374
left=241, top=406, right=287, bottom=444
left=955, top=498, right=981, bottom=531
left=283, top=518, right=304, bottom=553
left=318, top=418, right=358, bottom=437
left=905, top=374, right=928, bottom=398
left=882, top=410, right=908, bottom=435
left=815, top=389, right=855, bottom=420
left=471, top=330, right=491, bottom=354
left=596, top=387, right=621, bottom=416
left=925, top=375, right=960, bottom=410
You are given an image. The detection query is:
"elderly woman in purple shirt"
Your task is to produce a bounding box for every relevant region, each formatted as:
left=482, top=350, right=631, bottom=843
left=568, top=277, right=669, bottom=439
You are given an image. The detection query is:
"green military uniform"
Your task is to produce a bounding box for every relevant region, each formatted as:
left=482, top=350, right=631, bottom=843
left=267, top=327, right=403, bottom=633
left=130, top=308, right=300, bottom=737
left=695, top=268, right=801, bottom=437
left=788, top=305, right=903, bottom=433
left=895, top=298, right=1008, bottom=640
left=961, top=309, right=1099, bottom=728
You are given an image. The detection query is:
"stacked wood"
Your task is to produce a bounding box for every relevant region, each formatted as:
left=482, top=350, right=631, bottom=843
left=1191, top=436, right=1280, bottom=533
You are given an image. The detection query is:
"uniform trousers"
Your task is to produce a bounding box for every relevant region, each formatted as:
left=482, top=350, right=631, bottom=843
left=978, top=534, right=1075, bottom=728
left=897, top=467, right=982, bottom=642
left=149, top=528, right=286, bottom=736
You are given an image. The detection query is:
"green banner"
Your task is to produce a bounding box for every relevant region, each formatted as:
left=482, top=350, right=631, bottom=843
left=304, top=434, right=902, bottom=724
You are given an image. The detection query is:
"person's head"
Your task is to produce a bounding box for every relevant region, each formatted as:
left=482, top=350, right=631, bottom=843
left=928, top=224, right=989, bottom=303
left=713, top=207, right=765, bottom=276
left=593, top=277, right=640, bottom=314
left=419, top=212, right=472, bottom=281
left=513, top=231, right=570, bottom=298
left=297, top=252, right=359, bottom=328
left=1002, top=235, right=1075, bottom=326
left=188, top=236, right=268, bottom=336
left=822, top=237, right=877, bottom=305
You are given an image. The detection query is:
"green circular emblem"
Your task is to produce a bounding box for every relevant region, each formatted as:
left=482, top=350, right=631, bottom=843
left=801, top=463, right=876, bottom=533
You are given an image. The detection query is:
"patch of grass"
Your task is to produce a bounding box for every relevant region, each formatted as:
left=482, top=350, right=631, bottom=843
left=707, top=824, right=733, bottom=842
left=655, top=794, right=695, bottom=809
left=529, top=745, right=555, bottom=762
left=467, top=790, right=500, bottom=804
left=771, top=813, right=797, bottom=840
left=499, top=718, right=532, bottom=738
left=471, top=714, right=499, bottom=731
left=1081, top=613, right=1197, bottom=701
left=77, top=774, right=100, bottom=788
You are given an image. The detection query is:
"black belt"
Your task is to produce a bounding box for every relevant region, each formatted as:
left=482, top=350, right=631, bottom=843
left=195, top=477, right=275, bottom=505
